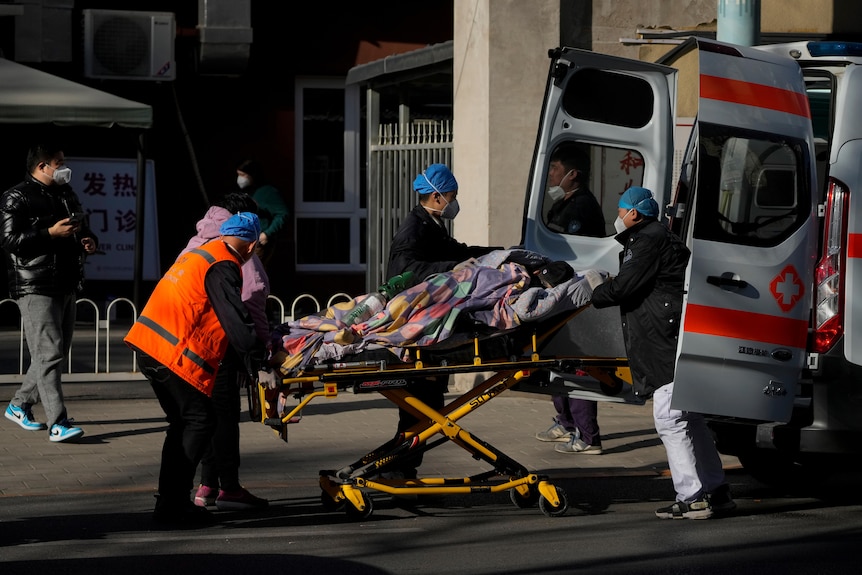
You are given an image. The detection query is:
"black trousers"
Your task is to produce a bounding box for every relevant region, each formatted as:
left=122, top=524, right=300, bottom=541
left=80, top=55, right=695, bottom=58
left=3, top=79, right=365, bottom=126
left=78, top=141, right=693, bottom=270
left=199, top=368, right=245, bottom=491
left=140, top=354, right=215, bottom=505
left=394, top=375, right=449, bottom=476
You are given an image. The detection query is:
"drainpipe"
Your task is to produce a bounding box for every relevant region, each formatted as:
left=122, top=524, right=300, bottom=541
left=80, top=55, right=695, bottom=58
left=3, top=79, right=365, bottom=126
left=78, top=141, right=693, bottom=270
left=717, top=0, right=761, bottom=46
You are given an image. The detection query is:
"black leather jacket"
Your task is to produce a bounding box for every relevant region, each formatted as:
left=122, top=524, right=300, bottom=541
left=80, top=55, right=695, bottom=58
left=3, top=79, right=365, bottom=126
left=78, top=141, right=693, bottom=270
left=0, top=174, right=98, bottom=298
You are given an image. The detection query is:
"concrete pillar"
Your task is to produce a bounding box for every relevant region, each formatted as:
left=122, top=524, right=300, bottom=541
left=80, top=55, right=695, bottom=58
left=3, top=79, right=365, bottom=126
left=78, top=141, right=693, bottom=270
left=717, top=0, right=761, bottom=46
left=452, top=0, right=559, bottom=250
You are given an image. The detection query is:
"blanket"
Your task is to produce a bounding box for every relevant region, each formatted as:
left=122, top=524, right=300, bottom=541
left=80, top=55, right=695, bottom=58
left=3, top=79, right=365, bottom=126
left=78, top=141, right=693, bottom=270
left=272, top=249, right=606, bottom=375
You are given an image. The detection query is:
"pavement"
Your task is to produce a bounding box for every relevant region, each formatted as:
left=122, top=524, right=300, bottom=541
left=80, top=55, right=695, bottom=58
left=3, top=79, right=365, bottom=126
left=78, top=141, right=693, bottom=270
left=0, top=379, right=741, bottom=502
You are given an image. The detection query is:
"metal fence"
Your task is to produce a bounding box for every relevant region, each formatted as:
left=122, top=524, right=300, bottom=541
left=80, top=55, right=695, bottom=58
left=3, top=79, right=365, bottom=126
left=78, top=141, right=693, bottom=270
left=0, top=292, right=353, bottom=384
left=365, top=120, right=453, bottom=292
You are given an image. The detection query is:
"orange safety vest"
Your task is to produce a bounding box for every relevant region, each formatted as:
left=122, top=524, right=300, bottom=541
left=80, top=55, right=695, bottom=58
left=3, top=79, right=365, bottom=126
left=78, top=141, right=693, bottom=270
left=124, top=240, right=242, bottom=396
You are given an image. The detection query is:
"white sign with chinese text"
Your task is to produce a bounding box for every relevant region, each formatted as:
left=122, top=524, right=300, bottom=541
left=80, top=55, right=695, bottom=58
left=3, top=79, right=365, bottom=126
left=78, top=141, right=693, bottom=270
left=67, top=157, right=160, bottom=281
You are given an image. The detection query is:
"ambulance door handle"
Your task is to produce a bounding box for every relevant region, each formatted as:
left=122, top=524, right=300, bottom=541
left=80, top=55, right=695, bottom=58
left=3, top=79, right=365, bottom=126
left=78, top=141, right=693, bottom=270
left=706, top=275, right=748, bottom=289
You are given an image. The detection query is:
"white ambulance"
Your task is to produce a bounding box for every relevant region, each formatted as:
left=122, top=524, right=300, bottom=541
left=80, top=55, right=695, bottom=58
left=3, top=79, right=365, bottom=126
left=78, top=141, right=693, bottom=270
left=522, top=38, right=862, bottom=487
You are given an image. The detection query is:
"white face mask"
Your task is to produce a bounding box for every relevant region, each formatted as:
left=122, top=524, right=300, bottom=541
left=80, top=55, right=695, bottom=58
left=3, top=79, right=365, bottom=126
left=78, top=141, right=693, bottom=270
left=546, top=169, right=574, bottom=202
left=237, top=175, right=251, bottom=189
left=52, top=166, right=72, bottom=186
left=614, top=209, right=634, bottom=234
left=547, top=186, right=565, bottom=202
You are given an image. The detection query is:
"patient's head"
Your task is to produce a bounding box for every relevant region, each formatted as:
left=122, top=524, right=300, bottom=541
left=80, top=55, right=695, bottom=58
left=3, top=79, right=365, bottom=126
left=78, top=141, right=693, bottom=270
left=534, top=261, right=574, bottom=289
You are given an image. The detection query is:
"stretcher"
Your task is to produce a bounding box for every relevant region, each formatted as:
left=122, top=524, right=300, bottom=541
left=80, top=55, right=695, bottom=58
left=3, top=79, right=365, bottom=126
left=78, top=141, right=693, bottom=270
left=250, top=301, right=631, bottom=520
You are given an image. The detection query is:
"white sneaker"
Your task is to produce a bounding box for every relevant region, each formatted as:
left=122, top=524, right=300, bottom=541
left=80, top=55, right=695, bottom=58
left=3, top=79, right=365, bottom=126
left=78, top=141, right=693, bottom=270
left=535, top=421, right=576, bottom=442
left=554, top=437, right=602, bottom=454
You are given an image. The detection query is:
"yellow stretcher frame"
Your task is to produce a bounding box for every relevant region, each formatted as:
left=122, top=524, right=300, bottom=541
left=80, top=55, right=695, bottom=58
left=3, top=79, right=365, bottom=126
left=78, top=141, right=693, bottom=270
left=252, top=307, right=630, bottom=520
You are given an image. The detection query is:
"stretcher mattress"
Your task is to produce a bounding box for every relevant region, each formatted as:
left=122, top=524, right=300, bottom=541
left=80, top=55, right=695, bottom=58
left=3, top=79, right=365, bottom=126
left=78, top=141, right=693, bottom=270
left=271, top=249, right=607, bottom=375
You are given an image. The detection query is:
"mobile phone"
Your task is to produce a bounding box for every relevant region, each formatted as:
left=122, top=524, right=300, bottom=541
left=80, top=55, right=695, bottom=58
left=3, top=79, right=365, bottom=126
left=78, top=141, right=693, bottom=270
left=68, top=213, right=85, bottom=225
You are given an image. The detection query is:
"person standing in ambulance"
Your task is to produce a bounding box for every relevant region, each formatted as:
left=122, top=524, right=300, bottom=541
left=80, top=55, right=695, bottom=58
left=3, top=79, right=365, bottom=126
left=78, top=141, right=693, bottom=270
left=585, top=186, right=735, bottom=519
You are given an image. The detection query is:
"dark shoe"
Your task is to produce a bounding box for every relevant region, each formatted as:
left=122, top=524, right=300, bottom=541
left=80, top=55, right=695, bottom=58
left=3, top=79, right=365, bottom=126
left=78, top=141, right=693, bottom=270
left=655, top=497, right=713, bottom=520
left=153, top=496, right=215, bottom=525
left=708, top=484, right=737, bottom=513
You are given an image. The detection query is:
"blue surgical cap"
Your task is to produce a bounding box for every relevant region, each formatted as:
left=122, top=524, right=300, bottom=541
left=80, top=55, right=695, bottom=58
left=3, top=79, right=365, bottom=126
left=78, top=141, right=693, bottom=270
left=413, top=163, right=458, bottom=195
left=219, top=211, right=261, bottom=242
left=619, top=186, right=659, bottom=217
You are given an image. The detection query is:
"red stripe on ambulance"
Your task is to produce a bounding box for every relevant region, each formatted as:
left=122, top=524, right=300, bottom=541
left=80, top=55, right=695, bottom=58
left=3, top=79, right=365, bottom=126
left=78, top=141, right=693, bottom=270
left=684, top=303, right=808, bottom=348
left=847, top=233, right=862, bottom=258
left=700, top=75, right=811, bottom=118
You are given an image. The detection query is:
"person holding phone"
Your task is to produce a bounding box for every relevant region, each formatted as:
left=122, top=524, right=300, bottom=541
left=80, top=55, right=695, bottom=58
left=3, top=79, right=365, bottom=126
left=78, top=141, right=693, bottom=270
left=0, top=143, right=98, bottom=442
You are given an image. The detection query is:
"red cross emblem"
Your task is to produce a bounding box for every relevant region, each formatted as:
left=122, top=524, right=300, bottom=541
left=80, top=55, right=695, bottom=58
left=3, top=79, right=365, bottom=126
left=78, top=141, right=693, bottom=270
left=769, top=265, right=804, bottom=313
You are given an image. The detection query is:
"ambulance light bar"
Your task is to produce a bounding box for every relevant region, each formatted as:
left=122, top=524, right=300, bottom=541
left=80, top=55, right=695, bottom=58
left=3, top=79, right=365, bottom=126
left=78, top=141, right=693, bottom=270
left=807, top=42, right=862, bottom=58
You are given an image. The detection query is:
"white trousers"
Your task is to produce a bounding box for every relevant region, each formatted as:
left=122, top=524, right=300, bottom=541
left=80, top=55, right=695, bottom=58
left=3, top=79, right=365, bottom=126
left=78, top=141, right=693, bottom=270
left=652, top=382, right=726, bottom=502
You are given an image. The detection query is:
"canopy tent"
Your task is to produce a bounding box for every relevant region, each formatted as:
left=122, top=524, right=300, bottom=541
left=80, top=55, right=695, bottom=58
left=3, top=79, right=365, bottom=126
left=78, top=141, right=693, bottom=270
left=0, top=57, right=153, bottom=305
left=0, top=57, right=152, bottom=128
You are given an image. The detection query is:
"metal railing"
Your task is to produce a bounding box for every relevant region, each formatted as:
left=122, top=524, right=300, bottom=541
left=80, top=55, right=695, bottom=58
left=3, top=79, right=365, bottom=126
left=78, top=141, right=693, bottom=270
left=0, top=292, right=357, bottom=383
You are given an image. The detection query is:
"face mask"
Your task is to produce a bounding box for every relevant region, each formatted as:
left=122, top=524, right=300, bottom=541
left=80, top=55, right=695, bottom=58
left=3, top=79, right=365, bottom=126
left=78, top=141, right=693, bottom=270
left=237, top=175, right=251, bottom=189
left=440, top=196, right=460, bottom=219
left=546, top=169, right=574, bottom=202
left=547, top=186, right=565, bottom=202
left=614, top=209, right=634, bottom=234
left=52, top=166, right=72, bottom=186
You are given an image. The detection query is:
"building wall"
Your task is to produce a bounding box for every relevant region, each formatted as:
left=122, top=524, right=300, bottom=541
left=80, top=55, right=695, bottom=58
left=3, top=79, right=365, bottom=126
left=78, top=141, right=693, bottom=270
left=453, top=0, right=558, bottom=250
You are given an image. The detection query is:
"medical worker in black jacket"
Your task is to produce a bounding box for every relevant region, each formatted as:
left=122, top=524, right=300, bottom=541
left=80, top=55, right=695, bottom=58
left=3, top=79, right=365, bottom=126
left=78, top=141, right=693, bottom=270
left=587, top=186, right=735, bottom=520
left=385, top=163, right=497, bottom=480
left=387, top=163, right=496, bottom=284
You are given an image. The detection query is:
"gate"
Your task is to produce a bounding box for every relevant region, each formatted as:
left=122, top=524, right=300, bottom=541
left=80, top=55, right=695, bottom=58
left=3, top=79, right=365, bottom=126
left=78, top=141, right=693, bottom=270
left=365, top=120, right=453, bottom=291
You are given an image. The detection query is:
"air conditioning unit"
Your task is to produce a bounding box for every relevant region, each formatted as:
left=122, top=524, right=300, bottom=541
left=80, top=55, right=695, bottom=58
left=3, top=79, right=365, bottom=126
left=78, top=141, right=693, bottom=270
left=83, top=9, right=176, bottom=81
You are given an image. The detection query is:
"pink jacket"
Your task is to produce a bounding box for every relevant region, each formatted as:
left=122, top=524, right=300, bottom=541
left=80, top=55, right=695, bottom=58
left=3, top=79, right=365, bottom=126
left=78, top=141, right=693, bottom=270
left=181, top=205, right=272, bottom=346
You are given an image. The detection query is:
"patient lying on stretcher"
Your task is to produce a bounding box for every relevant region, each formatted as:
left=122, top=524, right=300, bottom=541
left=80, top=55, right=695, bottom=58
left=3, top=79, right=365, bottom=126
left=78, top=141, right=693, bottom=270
left=271, top=249, right=609, bottom=376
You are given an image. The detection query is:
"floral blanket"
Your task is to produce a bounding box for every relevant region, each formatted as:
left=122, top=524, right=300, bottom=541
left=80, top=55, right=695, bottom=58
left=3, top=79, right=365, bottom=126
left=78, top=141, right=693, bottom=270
left=271, top=249, right=604, bottom=375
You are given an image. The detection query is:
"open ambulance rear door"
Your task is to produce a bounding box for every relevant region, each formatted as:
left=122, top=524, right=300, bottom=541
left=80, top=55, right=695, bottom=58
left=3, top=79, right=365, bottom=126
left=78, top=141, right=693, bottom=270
left=666, top=39, right=818, bottom=422
left=522, top=48, right=677, bottom=367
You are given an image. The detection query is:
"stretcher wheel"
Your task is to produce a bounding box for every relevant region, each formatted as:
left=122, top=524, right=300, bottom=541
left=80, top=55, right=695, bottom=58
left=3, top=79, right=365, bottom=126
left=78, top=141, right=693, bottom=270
left=509, top=486, right=540, bottom=509
left=345, top=492, right=374, bottom=520
left=538, top=487, right=568, bottom=517
left=320, top=491, right=344, bottom=512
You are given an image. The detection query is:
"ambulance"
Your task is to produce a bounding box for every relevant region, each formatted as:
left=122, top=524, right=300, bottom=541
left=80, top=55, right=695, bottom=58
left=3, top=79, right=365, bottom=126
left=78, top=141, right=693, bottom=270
left=522, top=37, right=862, bottom=487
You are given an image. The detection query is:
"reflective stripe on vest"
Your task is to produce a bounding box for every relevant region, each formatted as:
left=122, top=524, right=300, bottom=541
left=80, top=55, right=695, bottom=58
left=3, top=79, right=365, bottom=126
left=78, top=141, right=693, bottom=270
left=136, top=315, right=215, bottom=375
left=123, top=239, right=239, bottom=395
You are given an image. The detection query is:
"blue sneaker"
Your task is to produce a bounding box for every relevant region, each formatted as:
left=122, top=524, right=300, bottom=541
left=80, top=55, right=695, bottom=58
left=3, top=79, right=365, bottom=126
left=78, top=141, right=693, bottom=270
left=5, top=403, right=47, bottom=431
left=48, top=419, right=84, bottom=443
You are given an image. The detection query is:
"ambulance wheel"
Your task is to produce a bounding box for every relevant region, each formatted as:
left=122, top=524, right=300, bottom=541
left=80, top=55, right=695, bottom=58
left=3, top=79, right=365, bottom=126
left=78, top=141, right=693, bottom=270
left=320, top=491, right=344, bottom=512
left=538, top=486, right=568, bottom=517
left=509, top=486, right=540, bottom=509
left=345, top=492, right=374, bottom=520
